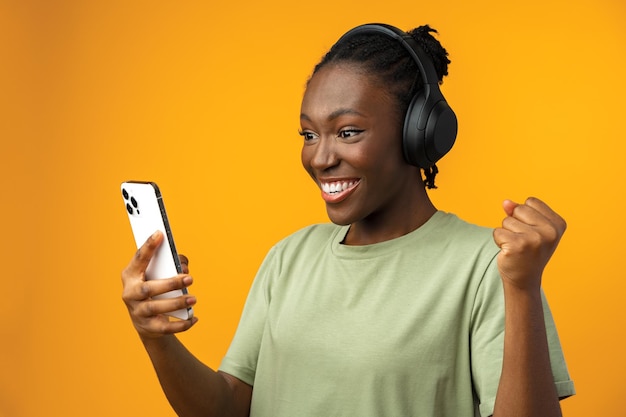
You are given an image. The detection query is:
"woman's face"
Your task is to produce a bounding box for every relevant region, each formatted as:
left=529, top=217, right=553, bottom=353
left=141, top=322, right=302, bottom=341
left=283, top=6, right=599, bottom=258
left=300, top=63, right=423, bottom=234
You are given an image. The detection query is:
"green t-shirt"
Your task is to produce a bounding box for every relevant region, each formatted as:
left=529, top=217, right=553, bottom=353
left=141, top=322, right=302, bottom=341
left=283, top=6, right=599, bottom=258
left=219, top=211, right=575, bottom=417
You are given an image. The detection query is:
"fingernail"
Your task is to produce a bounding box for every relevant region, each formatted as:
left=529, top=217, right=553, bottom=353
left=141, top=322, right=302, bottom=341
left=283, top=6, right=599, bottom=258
left=186, top=296, right=197, bottom=306
left=183, top=275, right=193, bottom=286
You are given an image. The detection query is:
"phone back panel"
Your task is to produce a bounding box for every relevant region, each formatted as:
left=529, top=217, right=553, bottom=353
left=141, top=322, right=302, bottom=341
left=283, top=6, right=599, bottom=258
left=121, top=181, right=192, bottom=320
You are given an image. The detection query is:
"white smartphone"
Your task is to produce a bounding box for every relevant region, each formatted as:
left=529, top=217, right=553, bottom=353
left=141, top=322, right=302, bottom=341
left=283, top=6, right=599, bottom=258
left=121, top=181, right=193, bottom=320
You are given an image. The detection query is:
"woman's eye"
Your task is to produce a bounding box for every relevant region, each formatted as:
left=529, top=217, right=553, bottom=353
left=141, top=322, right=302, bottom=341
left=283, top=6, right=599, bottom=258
left=338, top=129, right=363, bottom=139
left=298, top=130, right=317, bottom=141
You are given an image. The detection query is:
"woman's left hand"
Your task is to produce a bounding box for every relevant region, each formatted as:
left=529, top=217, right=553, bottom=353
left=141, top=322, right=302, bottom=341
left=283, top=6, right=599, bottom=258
left=493, top=197, right=567, bottom=291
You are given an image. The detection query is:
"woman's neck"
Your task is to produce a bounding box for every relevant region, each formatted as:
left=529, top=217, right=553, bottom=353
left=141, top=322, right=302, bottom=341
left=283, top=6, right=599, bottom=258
left=343, top=194, right=437, bottom=246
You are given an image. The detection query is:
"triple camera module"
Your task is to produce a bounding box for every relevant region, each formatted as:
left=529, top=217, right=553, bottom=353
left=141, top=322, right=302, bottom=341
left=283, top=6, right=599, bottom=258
left=122, top=188, right=140, bottom=215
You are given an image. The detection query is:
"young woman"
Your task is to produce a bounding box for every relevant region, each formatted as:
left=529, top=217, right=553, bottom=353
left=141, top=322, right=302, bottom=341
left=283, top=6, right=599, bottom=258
left=121, top=23, right=574, bottom=417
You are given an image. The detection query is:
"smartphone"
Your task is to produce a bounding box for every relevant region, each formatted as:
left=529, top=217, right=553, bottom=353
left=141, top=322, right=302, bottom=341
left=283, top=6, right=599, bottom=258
left=121, top=181, right=193, bottom=320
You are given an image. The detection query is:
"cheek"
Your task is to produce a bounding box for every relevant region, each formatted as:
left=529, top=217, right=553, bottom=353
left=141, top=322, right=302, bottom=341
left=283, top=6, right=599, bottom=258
left=346, top=149, right=372, bottom=171
left=300, top=146, right=315, bottom=179
left=349, top=139, right=397, bottom=171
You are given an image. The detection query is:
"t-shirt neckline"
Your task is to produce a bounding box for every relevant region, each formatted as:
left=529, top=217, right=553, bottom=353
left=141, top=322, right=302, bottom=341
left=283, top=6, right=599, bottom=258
left=330, top=210, right=448, bottom=259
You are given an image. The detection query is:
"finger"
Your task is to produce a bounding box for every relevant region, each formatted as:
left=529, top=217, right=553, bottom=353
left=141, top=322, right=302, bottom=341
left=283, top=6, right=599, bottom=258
left=136, top=295, right=197, bottom=319
left=502, top=199, right=547, bottom=230
left=493, top=227, right=518, bottom=251
left=125, top=274, right=194, bottom=302
left=506, top=201, right=547, bottom=228
left=161, top=316, right=199, bottom=333
left=505, top=199, right=565, bottom=243
left=179, top=254, right=189, bottom=274
left=124, top=231, right=164, bottom=278
left=502, top=199, right=519, bottom=217
left=525, top=197, right=567, bottom=234
left=492, top=227, right=506, bottom=249
left=139, top=316, right=199, bottom=336
left=500, top=212, right=535, bottom=234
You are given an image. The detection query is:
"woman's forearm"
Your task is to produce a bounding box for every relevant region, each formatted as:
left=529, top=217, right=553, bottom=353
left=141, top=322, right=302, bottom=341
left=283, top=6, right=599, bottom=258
left=492, top=284, right=562, bottom=417
left=141, top=334, right=246, bottom=417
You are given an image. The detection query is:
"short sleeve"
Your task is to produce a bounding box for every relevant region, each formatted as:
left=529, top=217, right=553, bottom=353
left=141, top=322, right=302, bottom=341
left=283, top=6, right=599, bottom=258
left=470, top=257, right=575, bottom=417
left=542, top=294, right=576, bottom=399
left=218, top=246, right=279, bottom=386
left=470, top=257, right=506, bottom=417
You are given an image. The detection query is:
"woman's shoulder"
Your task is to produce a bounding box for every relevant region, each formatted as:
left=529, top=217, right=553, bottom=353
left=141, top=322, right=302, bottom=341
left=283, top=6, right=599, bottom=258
left=431, top=211, right=498, bottom=252
left=272, top=223, right=343, bottom=252
left=437, top=211, right=493, bottom=234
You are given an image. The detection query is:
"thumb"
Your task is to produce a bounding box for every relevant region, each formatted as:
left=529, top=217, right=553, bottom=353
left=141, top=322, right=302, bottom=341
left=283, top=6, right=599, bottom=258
left=502, top=199, right=518, bottom=217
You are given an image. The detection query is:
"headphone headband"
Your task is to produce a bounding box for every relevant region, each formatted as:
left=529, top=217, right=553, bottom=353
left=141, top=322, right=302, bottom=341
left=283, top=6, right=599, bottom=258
left=337, top=23, right=440, bottom=91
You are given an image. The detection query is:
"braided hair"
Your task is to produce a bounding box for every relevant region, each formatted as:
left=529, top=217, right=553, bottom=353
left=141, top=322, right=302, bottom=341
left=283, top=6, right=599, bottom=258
left=311, top=25, right=450, bottom=189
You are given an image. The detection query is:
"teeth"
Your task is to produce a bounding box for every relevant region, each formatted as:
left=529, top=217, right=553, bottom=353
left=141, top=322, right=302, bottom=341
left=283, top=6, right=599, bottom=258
left=321, top=181, right=356, bottom=194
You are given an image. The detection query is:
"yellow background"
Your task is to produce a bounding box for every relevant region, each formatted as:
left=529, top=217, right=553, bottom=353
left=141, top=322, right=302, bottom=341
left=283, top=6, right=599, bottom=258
left=1, top=0, right=624, bottom=415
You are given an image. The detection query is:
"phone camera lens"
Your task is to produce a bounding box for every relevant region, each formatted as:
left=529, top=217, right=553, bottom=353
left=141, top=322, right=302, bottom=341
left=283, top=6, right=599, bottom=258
left=122, top=188, right=129, bottom=200
left=131, top=196, right=138, bottom=208
left=126, top=203, right=134, bottom=215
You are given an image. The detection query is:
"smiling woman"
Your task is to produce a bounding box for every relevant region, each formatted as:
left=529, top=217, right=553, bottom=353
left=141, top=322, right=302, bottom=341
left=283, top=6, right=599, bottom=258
left=120, top=23, right=574, bottom=417
left=4, top=0, right=626, bottom=415
left=299, top=63, right=429, bottom=242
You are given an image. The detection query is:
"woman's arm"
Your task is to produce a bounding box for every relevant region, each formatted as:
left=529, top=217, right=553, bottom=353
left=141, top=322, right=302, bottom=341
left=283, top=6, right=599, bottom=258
left=491, top=198, right=566, bottom=417
left=121, top=231, right=252, bottom=417
left=141, top=334, right=252, bottom=417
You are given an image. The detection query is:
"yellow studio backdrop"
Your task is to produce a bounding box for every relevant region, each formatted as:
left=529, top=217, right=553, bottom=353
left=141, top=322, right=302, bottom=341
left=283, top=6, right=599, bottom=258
left=1, top=0, right=624, bottom=415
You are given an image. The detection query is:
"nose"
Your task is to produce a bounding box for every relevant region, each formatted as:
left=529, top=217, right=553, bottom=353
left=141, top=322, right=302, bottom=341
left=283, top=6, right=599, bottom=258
left=308, top=136, right=339, bottom=172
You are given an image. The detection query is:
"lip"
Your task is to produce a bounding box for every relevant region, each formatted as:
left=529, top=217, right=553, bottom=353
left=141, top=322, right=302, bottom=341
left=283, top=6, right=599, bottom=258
left=318, top=178, right=360, bottom=204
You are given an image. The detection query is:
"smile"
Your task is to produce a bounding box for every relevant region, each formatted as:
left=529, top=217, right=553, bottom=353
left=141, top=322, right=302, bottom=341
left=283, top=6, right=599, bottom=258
left=321, top=180, right=358, bottom=194
left=319, top=180, right=360, bottom=203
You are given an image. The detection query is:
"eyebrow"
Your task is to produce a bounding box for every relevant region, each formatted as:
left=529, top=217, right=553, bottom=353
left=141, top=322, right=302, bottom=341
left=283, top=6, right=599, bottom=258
left=300, top=108, right=366, bottom=122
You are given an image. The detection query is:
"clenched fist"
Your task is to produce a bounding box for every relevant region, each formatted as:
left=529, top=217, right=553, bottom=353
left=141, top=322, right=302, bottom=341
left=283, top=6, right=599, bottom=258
left=493, top=197, right=567, bottom=291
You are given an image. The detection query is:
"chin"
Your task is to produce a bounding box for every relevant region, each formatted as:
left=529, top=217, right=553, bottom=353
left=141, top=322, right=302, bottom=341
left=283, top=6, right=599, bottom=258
left=326, top=208, right=358, bottom=226
left=329, top=218, right=352, bottom=226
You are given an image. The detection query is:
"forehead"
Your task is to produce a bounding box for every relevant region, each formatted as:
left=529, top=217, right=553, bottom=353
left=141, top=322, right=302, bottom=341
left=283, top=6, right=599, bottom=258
left=301, top=64, right=394, bottom=119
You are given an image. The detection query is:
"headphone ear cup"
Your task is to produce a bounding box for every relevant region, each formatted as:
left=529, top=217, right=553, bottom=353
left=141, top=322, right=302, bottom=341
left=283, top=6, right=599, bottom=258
left=402, top=94, right=428, bottom=168
left=403, top=94, right=458, bottom=169
left=424, top=100, right=457, bottom=166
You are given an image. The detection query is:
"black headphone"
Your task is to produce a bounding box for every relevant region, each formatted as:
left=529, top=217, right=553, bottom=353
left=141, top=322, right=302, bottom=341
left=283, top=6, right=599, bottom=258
left=337, top=23, right=458, bottom=169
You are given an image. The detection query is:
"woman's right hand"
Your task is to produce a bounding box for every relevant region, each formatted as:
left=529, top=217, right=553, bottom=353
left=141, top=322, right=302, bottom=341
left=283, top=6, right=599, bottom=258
left=121, top=231, right=198, bottom=339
